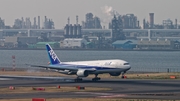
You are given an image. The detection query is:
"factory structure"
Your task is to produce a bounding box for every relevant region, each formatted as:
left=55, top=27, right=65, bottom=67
left=111, top=15, right=125, bottom=42
left=0, top=18, right=5, bottom=29
left=0, top=12, right=180, bottom=50
left=82, top=13, right=102, bottom=29
left=109, top=14, right=139, bottom=29
left=12, top=16, right=54, bottom=29
left=64, top=16, right=82, bottom=38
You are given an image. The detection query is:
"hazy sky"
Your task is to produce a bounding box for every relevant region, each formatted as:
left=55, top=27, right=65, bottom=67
left=0, top=0, right=179, bottom=28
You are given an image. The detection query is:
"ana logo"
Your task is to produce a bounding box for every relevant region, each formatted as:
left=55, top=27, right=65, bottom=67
left=49, top=50, right=57, bottom=61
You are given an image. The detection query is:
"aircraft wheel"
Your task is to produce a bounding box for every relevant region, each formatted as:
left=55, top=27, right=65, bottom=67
left=92, top=77, right=101, bottom=81
left=92, top=78, right=96, bottom=81
left=75, top=78, right=82, bottom=82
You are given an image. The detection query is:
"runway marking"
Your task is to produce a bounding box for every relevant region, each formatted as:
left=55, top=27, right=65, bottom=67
left=0, top=78, right=12, bottom=80
left=75, top=92, right=112, bottom=95
left=75, top=92, right=127, bottom=98
left=98, top=94, right=126, bottom=98
left=0, top=75, right=74, bottom=82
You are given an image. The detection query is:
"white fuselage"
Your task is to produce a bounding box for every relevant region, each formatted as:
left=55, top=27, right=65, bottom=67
left=60, top=59, right=131, bottom=74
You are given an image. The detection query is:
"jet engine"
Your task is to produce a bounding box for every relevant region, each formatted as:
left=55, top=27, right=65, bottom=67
left=109, top=72, right=121, bottom=76
left=58, top=70, right=76, bottom=75
left=76, top=69, right=89, bottom=77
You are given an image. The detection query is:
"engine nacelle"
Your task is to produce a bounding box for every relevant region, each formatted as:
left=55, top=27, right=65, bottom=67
left=58, top=70, right=76, bottom=75
left=109, top=72, right=121, bottom=76
left=76, top=69, right=89, bottom=77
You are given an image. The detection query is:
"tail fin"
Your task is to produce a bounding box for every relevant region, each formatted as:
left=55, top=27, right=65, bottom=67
left=46, top=44, right=61, bottom=64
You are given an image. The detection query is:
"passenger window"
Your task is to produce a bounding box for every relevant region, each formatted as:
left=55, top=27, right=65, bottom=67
left=124, top=63, right=129, bottom=65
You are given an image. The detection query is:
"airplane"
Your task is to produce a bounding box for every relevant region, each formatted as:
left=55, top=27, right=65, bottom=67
left=29, top=44, right=131, bottom=82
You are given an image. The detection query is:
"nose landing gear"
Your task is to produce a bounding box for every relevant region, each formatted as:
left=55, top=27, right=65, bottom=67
left=121, top=71, right=126, bottom=79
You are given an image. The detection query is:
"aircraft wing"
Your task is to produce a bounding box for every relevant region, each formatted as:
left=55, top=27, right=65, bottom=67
left=27, top=64, right=78, bottom=71
left=27, top=64, right=97, bottom=72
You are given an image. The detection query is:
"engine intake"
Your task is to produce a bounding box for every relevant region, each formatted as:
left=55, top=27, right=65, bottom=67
left=58, top=70, right=76, bottom=75
left=76, top=69, right=89, bottom=77
left=109, top=72, right=121, bottom=76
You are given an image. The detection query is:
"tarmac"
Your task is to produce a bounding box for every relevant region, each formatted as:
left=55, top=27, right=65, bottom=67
left=0, top=77, right=180, bottom=100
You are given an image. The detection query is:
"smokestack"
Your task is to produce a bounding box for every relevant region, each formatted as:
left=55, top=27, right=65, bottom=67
left=44, top=16, right=47, bottom=29
left=45, top=16, right=47, bottom=22
left=21, top=17, right=25, bottom=29
left=149, top=13, right=154, bottom=28
left=143, top=19, right=146, bottom=29
left=67, top=17, right=70, bottom=25
left=175, top=19, right=178, bottom=29
left=38, top=16, right=40, bottom=29
left=76, top=15, right=78, bottom=25
left=69, top=24, right=73, bottom=36
left=137, top=20, right=140, bottom=28
left=34, top=17, right=36, bottom=29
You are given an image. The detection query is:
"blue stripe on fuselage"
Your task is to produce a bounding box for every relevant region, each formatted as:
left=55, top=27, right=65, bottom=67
left=50, top=63, right=117, bottom=70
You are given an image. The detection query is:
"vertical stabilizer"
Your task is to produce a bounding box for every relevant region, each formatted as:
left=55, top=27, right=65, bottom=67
left=46, top=44, right=61, bottom=64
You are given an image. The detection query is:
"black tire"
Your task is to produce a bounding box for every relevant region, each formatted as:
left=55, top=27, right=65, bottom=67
left=92, top=78, right=101, bottom=81
left=92, top=78, right=96, bottom=81
left=75, top=78, right=82, bottom=82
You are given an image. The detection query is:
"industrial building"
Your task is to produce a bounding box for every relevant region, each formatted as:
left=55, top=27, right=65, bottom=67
left=112, top=39, right=180, bottom=50
left=112, top=40, right=137, bottom=49
left=13, top=17, right=32, bottom=29
left=142, top=13, right=155, bottom=29
left=62, top=38, right=87, bottom=48
left=149, top=13, right=154, bottom=29
left=4, top=36, right=18, bottom=48
left=64, top=24, right=82, bottom=38
left=111, top=15, right=125, bottom=42
left=173, top=40, right=180, bottom=49
left=82, top=13, right=102, bottom=29
left=163, top=19, right=174, bottom=29
left=1, top=36, right=39, bottom=48
left=17, top=36, right=38, bottom=44
left=137, top=39, right=175, bottom=50
left=12, top=16, right=54, bottom=29
left=43, top=16, right=54, bottom=29
left=122, top=14, right=139, bottom=29
left=0, top=18, right=5, bottom=29
left=109, top=14, right=139, bottom=29
left=0, top=12, right=180, bottom=50
left=33, top=42, right=59, bottom=49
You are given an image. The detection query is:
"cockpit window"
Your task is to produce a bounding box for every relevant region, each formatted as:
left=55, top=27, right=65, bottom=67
left=124, top=63, right=130, bottom=65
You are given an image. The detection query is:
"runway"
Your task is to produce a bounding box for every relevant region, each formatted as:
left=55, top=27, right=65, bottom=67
left=0, top=78, right=180, bottom=100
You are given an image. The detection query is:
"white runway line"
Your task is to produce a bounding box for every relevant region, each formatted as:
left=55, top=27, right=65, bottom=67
left=0, top=78, right=12, bottom=80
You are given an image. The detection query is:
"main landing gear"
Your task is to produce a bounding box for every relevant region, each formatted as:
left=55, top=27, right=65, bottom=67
left=74, top=74, right=101, bottom=82
left=92, top=74, right=101, bottom=81
left=75, top=77, right=82, bottom=82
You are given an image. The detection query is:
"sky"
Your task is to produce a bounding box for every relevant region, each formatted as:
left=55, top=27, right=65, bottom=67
left=0, top=0, right=179, bottom=29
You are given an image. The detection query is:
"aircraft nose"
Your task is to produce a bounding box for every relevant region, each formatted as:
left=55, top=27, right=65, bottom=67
left=126, top=65, right=131, bottom=70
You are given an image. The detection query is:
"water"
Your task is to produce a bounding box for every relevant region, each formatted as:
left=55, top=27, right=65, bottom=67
left=0, top=50, right=180, bottom=72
